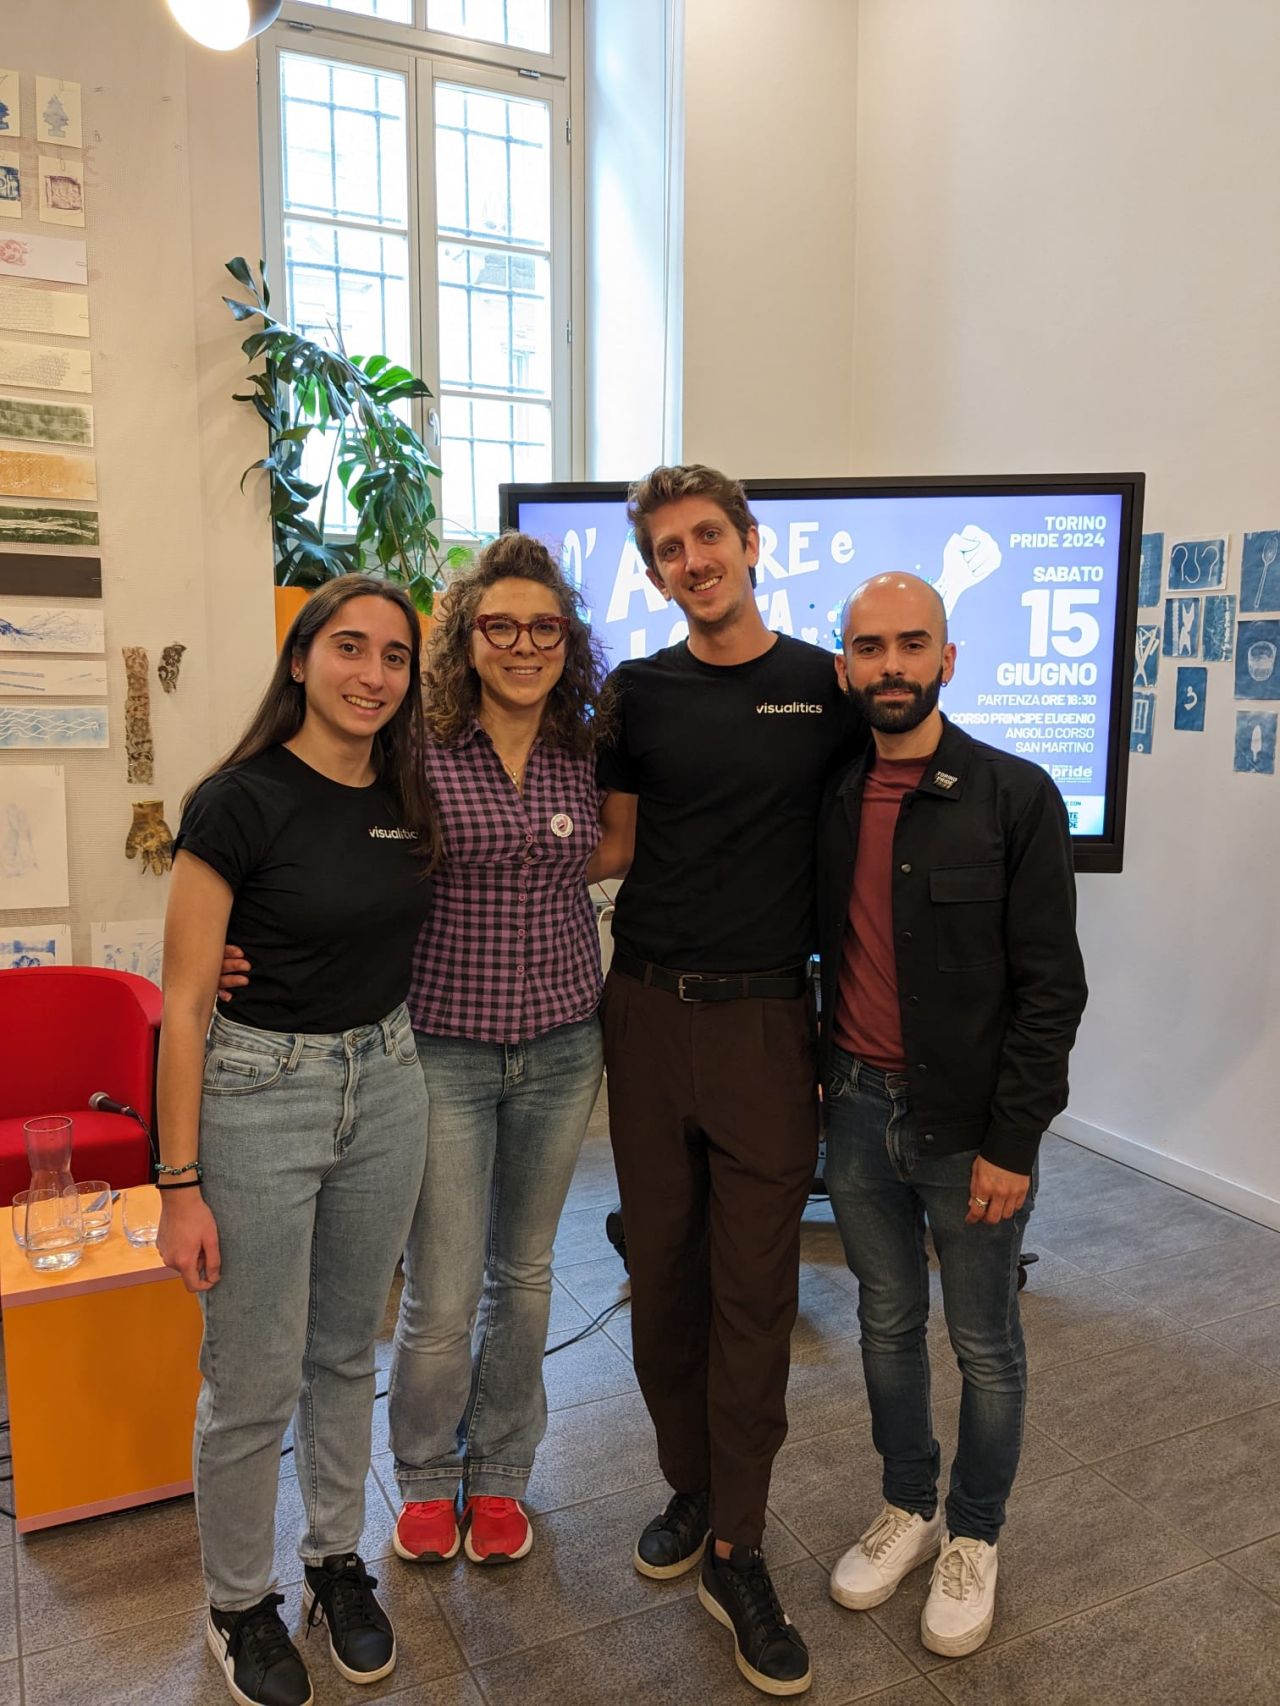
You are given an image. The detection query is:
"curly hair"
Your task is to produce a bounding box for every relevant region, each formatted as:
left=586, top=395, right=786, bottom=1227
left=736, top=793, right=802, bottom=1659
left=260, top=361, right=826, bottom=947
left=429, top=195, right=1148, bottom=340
left=424, top=532, right=611, bottom=755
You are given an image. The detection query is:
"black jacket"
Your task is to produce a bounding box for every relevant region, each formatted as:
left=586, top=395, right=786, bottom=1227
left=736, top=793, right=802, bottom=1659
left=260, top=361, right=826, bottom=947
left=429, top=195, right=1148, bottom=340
left=816, top=717, right=1088, bottom=1175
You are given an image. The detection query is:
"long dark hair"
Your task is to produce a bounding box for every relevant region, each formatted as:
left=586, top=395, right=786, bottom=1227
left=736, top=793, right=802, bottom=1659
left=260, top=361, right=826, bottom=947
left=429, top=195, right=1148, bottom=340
left=187, top=574, right=439, bottom=867
left=425, top=533, right=611, bottom=755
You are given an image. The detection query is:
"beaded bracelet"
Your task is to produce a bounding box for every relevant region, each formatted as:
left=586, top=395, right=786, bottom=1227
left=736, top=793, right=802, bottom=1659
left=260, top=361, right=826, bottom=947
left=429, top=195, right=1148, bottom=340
left=156, top=1159, right=202, bottom=1180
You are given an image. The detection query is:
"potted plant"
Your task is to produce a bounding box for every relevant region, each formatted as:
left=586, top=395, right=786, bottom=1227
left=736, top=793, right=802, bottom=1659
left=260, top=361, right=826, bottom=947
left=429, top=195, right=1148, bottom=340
left=223, top=257, right=471, bottom=639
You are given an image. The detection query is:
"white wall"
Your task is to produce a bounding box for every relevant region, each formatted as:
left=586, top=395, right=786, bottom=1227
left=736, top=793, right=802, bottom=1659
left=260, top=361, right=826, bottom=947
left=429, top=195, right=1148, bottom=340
left=850, top=0, right=1280, bottom=1219
left=0, top=1, right=273, bottom=961
left=681, top=0, right=858, bottom=476
left=584, top=0, right=684, bottom=476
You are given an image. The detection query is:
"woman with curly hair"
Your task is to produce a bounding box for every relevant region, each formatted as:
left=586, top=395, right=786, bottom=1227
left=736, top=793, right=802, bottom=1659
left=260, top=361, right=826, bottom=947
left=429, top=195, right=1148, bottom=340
left=385, top=531, right=634, bottom=1568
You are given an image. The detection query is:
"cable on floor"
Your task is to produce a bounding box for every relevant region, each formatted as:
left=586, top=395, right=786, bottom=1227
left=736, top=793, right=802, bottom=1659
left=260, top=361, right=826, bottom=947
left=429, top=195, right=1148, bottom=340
left=543, top=1295, right=628, bottom=1356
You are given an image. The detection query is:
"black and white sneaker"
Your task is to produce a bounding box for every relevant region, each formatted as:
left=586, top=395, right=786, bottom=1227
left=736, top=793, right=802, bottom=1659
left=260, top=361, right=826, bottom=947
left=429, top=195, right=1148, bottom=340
left=633, top=1489, right=711, bottom=1579
left=206, top=1592, right=313, bottom=1706
left=302, top=1553, right=396, bottom=1684
left=698, top=1543, right=812, bottom=1697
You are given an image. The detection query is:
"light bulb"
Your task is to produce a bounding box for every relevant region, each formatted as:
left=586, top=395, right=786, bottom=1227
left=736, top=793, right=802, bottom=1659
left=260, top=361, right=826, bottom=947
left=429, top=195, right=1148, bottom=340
left=165, top=0, right=283, bottom=51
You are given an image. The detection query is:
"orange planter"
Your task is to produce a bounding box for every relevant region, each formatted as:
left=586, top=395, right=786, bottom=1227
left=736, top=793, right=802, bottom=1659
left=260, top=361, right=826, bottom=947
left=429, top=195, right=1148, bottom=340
left=273, top=583, right=435, bottom=654
left=273, top=585, right=311, bottom=652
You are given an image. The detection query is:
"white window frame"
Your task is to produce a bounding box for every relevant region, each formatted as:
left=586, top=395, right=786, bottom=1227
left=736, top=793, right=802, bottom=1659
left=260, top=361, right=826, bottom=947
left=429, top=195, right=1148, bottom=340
left=280, top=0, right=571, bottom=78
left=259, top=2, right=582, bottom=541
left=421, top=58, right=572, bottom=526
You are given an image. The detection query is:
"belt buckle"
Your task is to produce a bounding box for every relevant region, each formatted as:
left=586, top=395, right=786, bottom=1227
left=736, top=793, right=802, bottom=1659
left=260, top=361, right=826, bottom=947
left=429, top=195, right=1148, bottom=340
left=676, top=973, right=703, bottom=1002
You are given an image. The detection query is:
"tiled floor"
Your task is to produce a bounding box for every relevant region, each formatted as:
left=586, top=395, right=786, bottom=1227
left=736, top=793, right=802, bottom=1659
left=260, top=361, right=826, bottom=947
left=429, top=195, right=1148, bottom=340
left=3, top=1103, right=1280, bottom=1704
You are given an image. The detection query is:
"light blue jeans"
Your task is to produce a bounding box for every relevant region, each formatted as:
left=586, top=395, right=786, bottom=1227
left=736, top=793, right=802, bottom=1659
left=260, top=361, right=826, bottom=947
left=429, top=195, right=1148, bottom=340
left=389, top=1015, right=603, bottom=1502
left=823, top=1048, right=1036, bottom=1544
left=194, top=1005, right=428, bottom=1610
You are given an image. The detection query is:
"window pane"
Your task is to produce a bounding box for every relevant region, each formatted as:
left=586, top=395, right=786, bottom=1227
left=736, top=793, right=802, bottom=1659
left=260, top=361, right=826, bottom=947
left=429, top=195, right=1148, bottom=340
left=438, top=244, right=550, bottom=396
left=282, top=54, right=407, bottom=227
left=285, top=221, right=411, bottom=363
left=427, top=0, right=550, bottom=53
left=441, top=393, right=550, bottom=536
left=304, top=0, right=413, bottom=20
left=434, top=84, right=549, bottom=248
left=283, top=221, right=413, bottom=535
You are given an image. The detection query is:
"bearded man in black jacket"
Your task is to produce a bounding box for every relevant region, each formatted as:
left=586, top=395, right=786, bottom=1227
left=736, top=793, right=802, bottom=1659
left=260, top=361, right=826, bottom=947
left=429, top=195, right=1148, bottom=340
left=817, top=572, right=1087, bottom=1659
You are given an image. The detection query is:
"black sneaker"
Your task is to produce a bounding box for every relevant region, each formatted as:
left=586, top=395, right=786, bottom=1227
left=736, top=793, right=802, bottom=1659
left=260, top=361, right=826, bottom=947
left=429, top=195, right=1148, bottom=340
left=206, top=1593, right=313, bottom=1706
left=633, top=1489, right=711, bottom=1579
left=698, top=1543, right=812, bottom=1697
left=302, top=1553, right=396, bottom=1685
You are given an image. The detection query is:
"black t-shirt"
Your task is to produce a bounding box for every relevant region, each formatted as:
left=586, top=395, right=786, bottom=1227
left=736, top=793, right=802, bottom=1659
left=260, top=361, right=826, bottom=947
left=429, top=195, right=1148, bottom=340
left=175, top=744, right=432, bottom=1033
left=598, top=634, right=862, bottom=971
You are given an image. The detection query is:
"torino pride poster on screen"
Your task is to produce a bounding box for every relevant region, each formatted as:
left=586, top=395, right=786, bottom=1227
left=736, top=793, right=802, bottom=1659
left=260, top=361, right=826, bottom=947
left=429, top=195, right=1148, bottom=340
left=515, top=490, right=1126, bottom=837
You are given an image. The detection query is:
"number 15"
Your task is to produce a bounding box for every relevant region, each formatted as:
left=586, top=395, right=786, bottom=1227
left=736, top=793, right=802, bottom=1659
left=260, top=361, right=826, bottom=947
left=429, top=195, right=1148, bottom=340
left=1021, top=589, right=1101, bottom=658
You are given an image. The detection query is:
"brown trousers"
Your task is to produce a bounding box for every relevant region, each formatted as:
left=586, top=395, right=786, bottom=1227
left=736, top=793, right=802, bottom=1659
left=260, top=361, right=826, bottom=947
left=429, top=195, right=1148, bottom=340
left=600, top=967, right=819, bottom=1547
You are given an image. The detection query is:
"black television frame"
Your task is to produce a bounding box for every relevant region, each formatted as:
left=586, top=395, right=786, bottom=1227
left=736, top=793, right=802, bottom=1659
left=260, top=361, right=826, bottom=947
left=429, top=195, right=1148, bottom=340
left=500, top=472, right=1145, bottom=874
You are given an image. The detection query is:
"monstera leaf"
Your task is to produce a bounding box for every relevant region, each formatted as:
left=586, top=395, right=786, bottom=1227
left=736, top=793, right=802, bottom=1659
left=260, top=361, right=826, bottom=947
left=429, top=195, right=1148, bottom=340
left=224, top=258, right=468, bottom=611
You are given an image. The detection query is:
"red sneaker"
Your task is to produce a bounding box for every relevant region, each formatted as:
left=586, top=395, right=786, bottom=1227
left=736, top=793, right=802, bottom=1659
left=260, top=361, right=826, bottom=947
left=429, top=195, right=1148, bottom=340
left=462, top=1496, right=533, bottom=1564
left=393, top=1499, right=460, bottom=1563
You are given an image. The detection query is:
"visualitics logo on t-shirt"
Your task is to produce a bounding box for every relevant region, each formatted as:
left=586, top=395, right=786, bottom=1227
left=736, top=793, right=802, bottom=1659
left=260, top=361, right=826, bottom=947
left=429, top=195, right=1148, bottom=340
left=369, top=826, right=415, bottom=839
left=756, top=701, right=825, bottom=715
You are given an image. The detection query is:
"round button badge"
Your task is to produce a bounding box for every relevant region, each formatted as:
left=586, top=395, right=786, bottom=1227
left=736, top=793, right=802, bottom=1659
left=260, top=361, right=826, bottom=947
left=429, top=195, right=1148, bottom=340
left=550, top=813, right=574, bottom=839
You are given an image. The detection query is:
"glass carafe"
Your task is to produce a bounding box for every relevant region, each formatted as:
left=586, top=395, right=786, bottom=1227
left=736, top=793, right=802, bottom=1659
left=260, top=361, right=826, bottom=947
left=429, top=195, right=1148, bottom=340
left=23, top=1114, right=76, bottom=1199
left=21, top=1117, right=82, bottom=1271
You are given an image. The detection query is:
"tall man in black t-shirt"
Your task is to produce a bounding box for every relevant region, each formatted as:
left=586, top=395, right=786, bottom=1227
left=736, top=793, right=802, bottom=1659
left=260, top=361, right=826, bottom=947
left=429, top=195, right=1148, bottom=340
left=596, top=464, right=859, bottom=1697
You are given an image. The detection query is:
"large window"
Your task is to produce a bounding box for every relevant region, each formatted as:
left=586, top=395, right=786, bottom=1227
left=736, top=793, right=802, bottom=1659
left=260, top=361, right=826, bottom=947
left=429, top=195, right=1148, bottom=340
left=305, top=0, right=549, bottom=48
left=427, top=0, right=550, bottom=52
left=435, top=82, right=554, bottom=535
left=307, top=0, right=414, bottom=23
left=262, top=3, right=574, bottom=537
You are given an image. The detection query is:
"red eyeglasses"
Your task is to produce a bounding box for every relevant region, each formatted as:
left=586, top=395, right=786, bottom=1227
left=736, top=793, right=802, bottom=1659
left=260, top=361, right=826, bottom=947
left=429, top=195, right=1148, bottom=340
left=473, top=614, right=571, bottom=651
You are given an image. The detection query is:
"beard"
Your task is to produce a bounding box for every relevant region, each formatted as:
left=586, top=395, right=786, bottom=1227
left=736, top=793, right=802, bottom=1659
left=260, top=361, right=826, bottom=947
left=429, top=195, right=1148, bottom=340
left=846, top=667, right=945, bottom=733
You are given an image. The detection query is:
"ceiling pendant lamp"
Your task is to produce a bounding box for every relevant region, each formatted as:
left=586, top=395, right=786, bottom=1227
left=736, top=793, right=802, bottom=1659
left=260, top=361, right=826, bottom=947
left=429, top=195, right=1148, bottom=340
left=165, top=0, right=284, bottom=52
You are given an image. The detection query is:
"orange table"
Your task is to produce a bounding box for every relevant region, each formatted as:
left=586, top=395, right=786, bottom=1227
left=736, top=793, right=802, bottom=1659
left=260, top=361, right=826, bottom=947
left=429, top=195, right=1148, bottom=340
left=0, top=1185, right=203, bottom=1533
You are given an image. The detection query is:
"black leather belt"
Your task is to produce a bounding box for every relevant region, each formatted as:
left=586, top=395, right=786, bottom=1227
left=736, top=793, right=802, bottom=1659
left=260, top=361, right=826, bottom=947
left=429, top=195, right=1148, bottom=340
left=611, top=951, right=810, bottom=1003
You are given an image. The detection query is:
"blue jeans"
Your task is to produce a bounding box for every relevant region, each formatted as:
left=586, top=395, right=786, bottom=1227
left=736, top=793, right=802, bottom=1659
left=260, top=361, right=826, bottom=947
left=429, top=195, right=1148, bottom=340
left=389, top=1015, right=603, bottom=1501
left=194, top=1005, right=428, bottom=1610
left=823, top=1048, right=1036, bottom=1544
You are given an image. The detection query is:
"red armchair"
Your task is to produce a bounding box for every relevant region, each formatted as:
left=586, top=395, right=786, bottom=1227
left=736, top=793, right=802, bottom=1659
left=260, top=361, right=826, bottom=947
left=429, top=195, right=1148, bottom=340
left=0, top=966, right=161, bottom=1206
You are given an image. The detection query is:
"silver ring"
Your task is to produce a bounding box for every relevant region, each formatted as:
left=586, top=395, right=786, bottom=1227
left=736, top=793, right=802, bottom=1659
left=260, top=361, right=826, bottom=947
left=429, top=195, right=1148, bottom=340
left=971, top=1196, right=990, bottom=1207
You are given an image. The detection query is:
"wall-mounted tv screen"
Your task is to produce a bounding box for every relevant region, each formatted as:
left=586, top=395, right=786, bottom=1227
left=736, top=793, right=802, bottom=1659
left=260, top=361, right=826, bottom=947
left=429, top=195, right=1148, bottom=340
left=499, top=474, right=1144, bottom=873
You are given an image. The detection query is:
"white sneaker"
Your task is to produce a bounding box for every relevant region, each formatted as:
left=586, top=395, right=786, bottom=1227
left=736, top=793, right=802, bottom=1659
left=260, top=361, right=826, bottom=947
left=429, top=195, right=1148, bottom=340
left=920, top=1530, right=998, bottom=1656
left=829, top=1504, right=943, bottom=1610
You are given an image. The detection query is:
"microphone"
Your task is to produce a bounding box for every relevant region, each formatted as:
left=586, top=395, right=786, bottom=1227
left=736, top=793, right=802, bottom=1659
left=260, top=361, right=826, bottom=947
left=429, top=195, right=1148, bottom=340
left=89, top=1091, right=139, bottom=1119
left=90, top=1091, right=158, bottom=1166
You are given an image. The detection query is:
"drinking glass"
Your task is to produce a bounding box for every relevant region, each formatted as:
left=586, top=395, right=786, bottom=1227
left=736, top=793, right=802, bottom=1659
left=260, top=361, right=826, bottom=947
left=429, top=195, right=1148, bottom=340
left=121, top=1188, right=160, bottom=1248
left=23, top=1186, right=85, bottom=1273
left=10, top=1188, right=32, bottom=1250
left=74, top=1179, right=114, bottom=1244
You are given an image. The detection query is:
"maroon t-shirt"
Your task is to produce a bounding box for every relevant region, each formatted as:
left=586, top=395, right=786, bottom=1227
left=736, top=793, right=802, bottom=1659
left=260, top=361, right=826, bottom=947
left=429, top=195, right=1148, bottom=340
left=833, top=754, right=929, bottom=1070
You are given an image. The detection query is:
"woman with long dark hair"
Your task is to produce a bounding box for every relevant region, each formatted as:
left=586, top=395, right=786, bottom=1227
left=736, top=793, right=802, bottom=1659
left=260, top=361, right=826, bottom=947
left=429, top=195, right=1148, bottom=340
left=157, top=574, right=437, bottom=1706
left=385, top=532, right=628, bottom=1569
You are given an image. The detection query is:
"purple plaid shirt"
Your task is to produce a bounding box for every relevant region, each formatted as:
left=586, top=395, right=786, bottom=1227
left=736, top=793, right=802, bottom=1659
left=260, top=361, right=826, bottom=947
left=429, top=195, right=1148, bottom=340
left=406, top=724, right=606, bottom=1043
